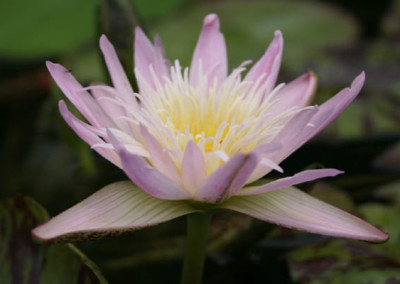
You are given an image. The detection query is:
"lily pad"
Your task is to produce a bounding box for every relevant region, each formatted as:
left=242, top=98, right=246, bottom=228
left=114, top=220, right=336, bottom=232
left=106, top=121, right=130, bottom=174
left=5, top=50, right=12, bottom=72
left=0, top=195, right=107, bottom=283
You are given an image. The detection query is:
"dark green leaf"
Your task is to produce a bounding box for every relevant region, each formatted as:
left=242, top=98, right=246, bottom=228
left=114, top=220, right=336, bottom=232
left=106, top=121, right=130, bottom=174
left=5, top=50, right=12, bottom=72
left=0, top=195, right=108, bottom=283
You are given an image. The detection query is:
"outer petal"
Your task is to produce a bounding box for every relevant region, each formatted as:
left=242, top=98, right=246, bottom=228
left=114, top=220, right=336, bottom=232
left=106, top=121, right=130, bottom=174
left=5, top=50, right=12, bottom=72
left=245, top=30, right=283, bottom=96
left=269, top=71, right=317, bottom=116
left=189, top=13, right=227, bottom=87
left=134, top=27, right=170, bottom=91
left=306, top=72, right=365, bottom=140
left=59, top=101, right=120, bottom=167
left=181, top=141, right=207, bottom=194
left=99, top=35, right=138, bottom=108
left=272, top=72, right=365, bottom=165
left=194, top=153, right=257, bottom=203
left=108, top=130, right=190, bottom=200
left=32, top=181, right=197, bottom=241
left=47, top=61, right=115, bottom=128
left=238, top=168, right=343, bottom=196
left=221, top=187, right=388, bottom=242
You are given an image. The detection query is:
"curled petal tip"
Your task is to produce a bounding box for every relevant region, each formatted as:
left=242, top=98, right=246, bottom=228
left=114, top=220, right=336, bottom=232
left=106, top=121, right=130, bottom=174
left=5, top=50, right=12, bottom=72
left=204, top=13, right=218, bottom=25
left=58, top=100, right=67, bottom=110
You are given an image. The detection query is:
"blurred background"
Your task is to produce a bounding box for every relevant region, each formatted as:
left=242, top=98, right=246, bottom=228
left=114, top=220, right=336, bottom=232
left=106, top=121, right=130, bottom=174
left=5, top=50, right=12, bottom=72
left=0, top=0, right=399, bottom=283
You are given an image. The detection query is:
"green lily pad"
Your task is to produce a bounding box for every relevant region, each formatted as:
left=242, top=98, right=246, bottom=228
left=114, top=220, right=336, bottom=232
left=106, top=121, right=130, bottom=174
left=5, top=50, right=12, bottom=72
left=0, top=195, right=107, bottom=283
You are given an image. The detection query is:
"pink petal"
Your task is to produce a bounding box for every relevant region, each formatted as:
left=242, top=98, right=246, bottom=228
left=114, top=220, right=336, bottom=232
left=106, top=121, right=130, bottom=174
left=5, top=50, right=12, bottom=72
left=108, top=130, right=190, bottom=200
left=134, top=27, right=170, bottom=91
left=90, top=85, right=132, bottom=134
left=245, top=30, right=283, bottom=96
left=58, top=101, right=120, bottom=167
left=181, top=141, right=207, bottom=194
left=238, top=168, right=343, bottom=196
left=247, top=107, right=318, bottom=183
left=47, top=61, right=115, bottom=128
left=32, top=181, right=196, bottom=241
left=308, top=72, right=365, bottom=138
left=140, top=125, right=182, bottom=186
left=99, top=35, right=138, bottom=108
left=194, top=153, right=257, bottom=203
left=273, top=72, right=365, bottom=164
left=189, top=13, right=227, bottom=87
left=269, top=71, right=317, bottom=116
left=221, top=187, right=388, bottom=242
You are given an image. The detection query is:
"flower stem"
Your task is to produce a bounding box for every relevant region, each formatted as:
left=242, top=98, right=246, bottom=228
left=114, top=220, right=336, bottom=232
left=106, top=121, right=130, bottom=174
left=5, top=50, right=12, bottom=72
left=180, top=211, right=212, bottom=284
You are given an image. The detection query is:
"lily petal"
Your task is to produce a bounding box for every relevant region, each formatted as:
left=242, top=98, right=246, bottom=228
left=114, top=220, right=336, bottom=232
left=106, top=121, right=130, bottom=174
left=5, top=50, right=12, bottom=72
left=99, top=35, right=138, bottom=108
left=32, top=181, right=196, bottom=241
left=270, top=71, right=317, bottom=116
left=245, top=30, right=283, bottom=96
left=307, top=72, right=365, bottom=139
left=190, top=13, right=227, bottom=87
left=90, top=85, right=132, bottom=133
left=238, top=168, right=343, bottom=196
left=59, top=101, right=120, bottom=167
left=221, top=186, right=388, bottom=242
left=47, top=61, right=115, bottom=128
left=140, top=125, right=182, bottom=186
left=181, top=141, right=207, bottom=194
left=274, top=72, right=365, bottom=164
left=134, top=27, right=170, bottom=91
left=247, top=107, right=318, bottom=183
left=108, top=130, right=190, bottom=200
left=194, top=153, right=257, bottom=203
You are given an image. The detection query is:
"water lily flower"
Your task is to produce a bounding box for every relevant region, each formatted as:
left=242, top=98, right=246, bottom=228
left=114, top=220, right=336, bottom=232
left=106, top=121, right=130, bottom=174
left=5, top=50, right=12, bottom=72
left=32, top=14, right=388, bottom=243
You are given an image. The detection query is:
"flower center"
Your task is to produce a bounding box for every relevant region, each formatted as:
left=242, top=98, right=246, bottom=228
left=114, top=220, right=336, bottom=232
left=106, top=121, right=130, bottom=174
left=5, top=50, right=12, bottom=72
left=133, top=60, right=302, bottom=167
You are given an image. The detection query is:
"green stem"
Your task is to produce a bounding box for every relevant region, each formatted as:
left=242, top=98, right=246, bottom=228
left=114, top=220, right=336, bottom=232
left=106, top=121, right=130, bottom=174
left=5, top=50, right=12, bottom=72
left=180, top=211, right=212, bottom=284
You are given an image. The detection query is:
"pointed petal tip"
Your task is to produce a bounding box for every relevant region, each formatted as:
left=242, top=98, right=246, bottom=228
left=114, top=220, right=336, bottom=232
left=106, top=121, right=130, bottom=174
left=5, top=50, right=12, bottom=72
left=45, top=60, right=56, bottom=69
left=46, top=61, right=64, bottom=73
left=351, top=71, right=366, bottom=89
left=99, top=34, right=111, bottom=48
left=134, top=26, right=146, bottom=38
left=367, top=229, right=389, bottom=243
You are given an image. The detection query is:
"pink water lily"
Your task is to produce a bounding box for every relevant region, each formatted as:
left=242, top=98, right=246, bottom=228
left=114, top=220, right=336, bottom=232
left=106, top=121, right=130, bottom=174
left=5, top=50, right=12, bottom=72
left=33, top=14, right=388, bottom=242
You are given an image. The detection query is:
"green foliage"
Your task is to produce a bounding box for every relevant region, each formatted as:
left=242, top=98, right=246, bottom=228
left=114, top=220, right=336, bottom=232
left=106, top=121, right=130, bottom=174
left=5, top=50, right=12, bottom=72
left=151, top=1, right=358, bottom=71
left=0, top=0, right=98, bottom=57
left=0, top=195, right=108, bottom=283
left=287, top=197, right=400, bottom=284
